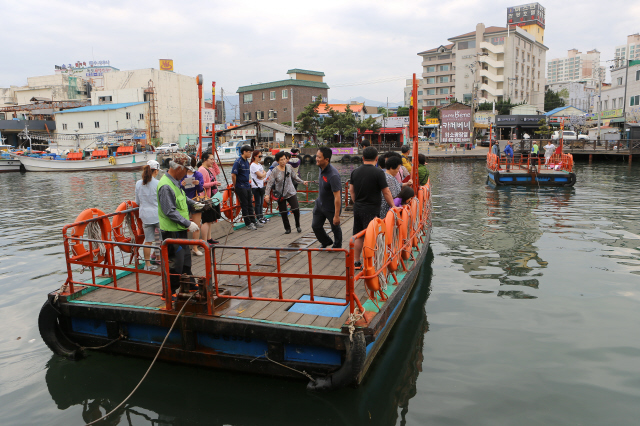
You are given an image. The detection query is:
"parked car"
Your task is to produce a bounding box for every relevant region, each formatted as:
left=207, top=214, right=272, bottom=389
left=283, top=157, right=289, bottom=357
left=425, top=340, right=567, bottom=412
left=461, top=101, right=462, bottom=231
left=551, top=130, right=588, bottom=141
left=156, top=142, right=179, bottom=153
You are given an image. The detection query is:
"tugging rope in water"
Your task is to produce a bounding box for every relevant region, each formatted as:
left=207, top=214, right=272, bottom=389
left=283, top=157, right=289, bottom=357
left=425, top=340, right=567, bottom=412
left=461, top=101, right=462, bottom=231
left=84, top=291, right=197, bottom=426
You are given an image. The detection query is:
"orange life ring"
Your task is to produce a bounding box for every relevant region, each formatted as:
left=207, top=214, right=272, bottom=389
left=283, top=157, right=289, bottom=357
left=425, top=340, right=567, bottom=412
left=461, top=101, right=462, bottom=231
left=112, top=200, right=145, bottom=253
left=400, top=206, right=412, bottom=260
left=385, top=208, right=402, bottom=272
left=222, top=186, right=241, bottom=220
left=362, top=218, right=388, bottom=293
left=67, top=208, right=112, bottom=263
left=409, top=198, right=420, bottom=247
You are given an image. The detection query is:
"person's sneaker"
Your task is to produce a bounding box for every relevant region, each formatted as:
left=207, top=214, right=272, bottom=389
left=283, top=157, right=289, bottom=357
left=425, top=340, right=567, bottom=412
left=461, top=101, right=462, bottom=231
left=255, top=222, right=264, bottom=228
left=192, top=248, right=204, bottom=256
left=144, top=264, right=158, bottom=271
left=259, top=218, right=267, bottom=224
left=321, top=242, right=333, bottom=248
left=296, top=227, right=302, bottom=233
left=354, top=261, right=363, bottom=271
left=247, top=223, right=257, bottom=231
left=207, top=239, right=219, bottom=245
left=284, top=229, right=291, bottom=234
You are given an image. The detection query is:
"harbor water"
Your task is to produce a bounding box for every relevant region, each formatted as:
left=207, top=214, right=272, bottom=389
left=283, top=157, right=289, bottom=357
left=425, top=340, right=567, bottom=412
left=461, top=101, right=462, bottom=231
left=1, top=160, right=639, bottom=425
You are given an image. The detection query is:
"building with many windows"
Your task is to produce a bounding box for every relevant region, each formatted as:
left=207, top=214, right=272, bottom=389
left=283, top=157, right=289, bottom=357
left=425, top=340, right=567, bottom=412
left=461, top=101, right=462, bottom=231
left=237, top=69, right=329, bottom=125
left=547, top=49, right=603, bottom=84
left=416, top=44, right=455, bottom=108
left=614, top=34, right=640, bottom=66
left=417, top=22, right=548, bottom=113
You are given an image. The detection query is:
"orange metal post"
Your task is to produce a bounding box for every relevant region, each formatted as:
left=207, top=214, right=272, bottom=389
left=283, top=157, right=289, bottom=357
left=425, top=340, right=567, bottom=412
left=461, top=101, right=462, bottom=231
left=197, top=74, right=203, bottom=159
left=411, top=74, right=420, bottom=194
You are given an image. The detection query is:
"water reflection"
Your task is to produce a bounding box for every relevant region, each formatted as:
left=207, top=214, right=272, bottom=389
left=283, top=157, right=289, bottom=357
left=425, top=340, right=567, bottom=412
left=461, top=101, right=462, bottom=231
left=44, top=251, right=433, bottom=425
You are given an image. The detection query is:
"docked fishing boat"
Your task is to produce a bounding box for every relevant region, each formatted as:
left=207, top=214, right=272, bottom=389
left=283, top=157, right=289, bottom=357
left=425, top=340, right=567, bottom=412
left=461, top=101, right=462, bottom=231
left=486, top=151, right=576, bottom=187
left=12, top=146, right=156, bottom=172
left=215, top=139, right=245, bottom=164
left=37, top=75, right=430, bottom=393
left=0, top=145, right=21, bottom=172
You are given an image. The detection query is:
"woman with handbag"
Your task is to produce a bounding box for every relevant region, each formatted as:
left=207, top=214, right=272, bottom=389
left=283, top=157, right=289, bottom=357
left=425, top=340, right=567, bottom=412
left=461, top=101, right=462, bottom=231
left=198, top=152, right=221, bottom=245
left=264, top=151, right=306, bottom=234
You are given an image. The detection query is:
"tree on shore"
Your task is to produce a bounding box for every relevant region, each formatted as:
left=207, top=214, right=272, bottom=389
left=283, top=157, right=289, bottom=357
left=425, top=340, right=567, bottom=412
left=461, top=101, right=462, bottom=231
left=544, top=89, right=566, bottom=112
left=294, top=95, right=323, bottom=143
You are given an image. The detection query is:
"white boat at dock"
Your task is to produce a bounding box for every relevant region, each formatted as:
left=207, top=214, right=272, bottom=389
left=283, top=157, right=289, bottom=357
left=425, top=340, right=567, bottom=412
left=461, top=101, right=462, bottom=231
left=12, top=151, right=156, bottom=172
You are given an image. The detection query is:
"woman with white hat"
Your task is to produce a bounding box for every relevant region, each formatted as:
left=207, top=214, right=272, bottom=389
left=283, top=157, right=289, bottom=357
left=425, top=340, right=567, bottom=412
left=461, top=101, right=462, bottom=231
left=135, top=159, right=161, bottom=270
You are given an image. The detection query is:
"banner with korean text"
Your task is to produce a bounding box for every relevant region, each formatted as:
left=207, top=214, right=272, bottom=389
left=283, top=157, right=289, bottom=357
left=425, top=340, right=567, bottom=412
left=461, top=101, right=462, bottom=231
left=441, top=108, right=471, bottom=144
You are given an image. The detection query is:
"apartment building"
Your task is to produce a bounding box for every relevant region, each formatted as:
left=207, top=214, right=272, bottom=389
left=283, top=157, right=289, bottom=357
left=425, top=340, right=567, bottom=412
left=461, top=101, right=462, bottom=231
left=547, top=49, right=603, bottom=84
left=416, top=44, right=455, bottom=108
left=614, top=34, right=640, bottom=66
left=237, top=69, right=329, bottom=126
left=417, top=23, right=548, bottom=113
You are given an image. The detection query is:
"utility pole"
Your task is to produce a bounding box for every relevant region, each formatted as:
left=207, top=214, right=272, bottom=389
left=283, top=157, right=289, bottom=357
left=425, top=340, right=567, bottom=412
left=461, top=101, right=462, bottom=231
left=291, top=87, right=294, bottom=147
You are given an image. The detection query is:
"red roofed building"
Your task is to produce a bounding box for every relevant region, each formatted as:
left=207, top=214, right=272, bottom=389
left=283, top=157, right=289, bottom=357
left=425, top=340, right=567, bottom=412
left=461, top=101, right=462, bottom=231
left=316, top=102, right=369, bottom=120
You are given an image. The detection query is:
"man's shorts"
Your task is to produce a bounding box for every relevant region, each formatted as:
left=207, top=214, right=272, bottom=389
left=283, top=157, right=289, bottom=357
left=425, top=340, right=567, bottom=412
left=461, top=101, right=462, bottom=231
left=353, top=209, right=379, bottom=236
left=143, top=223, right=160, bottom=243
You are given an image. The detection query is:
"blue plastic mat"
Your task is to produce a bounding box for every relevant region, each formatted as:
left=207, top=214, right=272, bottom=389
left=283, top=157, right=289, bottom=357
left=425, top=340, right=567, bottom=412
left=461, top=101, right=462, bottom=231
left=288, top=295, right=348, bottom=317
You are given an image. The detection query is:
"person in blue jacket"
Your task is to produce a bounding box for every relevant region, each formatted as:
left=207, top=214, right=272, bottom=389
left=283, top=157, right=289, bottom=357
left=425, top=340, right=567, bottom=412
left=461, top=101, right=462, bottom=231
left=504, top=140, right=514, bottom=172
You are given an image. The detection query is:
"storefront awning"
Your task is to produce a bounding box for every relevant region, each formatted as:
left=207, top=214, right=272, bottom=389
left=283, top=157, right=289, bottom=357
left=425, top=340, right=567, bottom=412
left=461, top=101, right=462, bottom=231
left=474, top=123, right=489, bottom=129
left=610, top=118, right=625, bottom=123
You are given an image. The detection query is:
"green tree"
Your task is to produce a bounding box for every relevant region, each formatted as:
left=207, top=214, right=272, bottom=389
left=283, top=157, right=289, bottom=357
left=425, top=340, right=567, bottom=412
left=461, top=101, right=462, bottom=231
left=534, top=118, right=552, bottom=138
left=544, top=89, right=566, bottom=111
left=397, top=106, right=410, bottom=116
left=294, top=95, right=323, bottom=143
left=378, top=106, right=388, bottom=117
left=429, top=107, right=440, bottom=119
left=318, top=105, right=358, bottom=142
left=355, top=116, right=381, bottom=135
left=477, top=99, right=524, bottom=115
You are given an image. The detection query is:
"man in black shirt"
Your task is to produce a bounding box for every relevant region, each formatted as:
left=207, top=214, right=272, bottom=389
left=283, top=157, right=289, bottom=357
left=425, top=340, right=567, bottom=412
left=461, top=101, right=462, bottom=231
left=312, top=147, right=342, bottom=248
left=349, top=146, right=394, bottom=270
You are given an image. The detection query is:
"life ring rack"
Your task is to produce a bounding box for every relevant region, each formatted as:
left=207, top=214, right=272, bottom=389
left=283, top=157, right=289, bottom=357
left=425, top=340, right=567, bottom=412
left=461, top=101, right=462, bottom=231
left=67, top=208, right=112, bottom=264
left=362, top=218, right=388, bottom=301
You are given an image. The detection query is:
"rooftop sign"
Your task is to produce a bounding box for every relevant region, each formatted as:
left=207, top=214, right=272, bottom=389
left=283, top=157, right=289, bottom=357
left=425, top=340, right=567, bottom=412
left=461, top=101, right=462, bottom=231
left=507, top=3, right=545, bottom=29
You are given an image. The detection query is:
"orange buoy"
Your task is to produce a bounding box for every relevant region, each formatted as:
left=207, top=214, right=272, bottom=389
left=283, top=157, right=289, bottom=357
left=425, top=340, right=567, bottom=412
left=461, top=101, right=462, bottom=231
left=67, top=208, right=112, bottom=263
left=362, top=218, right=388, bottom=292
left=112, top=200, right=145, bottom=253
left=222, top=186, right=241, bottom=220
left=384, top=208, right=402, bottom=272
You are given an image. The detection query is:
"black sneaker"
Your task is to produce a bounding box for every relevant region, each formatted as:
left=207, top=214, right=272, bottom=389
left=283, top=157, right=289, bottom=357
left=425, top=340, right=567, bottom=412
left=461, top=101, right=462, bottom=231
left=354, top=261, right=363, bottom=271
left=284, top=229, right=291, bottom=234
left=296, top=227, right=302, bottom=233
left=321, top=240, right=334, bottom=248
left=207, top=239, right=219, bottom=245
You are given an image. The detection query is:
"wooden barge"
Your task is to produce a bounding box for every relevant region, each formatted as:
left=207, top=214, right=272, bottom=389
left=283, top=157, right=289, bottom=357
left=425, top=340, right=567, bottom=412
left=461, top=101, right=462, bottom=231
left=486, top=151, right=576, bottom=187
left=39, top=186, right=432, bottom=390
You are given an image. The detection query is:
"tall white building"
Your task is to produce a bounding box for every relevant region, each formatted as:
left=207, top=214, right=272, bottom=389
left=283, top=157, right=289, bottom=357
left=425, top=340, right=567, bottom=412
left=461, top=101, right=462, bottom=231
left=547, top=81, right=596, bottom=112
left=547, top=49, right=603, bottom=84
left=614, top=34, right=640, bottom=66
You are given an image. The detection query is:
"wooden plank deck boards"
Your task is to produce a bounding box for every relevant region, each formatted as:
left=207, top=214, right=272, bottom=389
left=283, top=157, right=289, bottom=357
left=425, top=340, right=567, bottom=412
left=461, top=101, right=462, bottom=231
left=74, top=210, right=369, bottom=329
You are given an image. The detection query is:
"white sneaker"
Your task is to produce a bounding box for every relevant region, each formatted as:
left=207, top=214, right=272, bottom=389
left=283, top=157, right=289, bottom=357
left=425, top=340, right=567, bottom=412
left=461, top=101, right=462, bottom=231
left=192, top=248, right=204, bottom=256
left=255, top=221, right=264, bottom=228
left=144, top=264, right=158, bottom=271
left=247, top=223, right=257, bottom=231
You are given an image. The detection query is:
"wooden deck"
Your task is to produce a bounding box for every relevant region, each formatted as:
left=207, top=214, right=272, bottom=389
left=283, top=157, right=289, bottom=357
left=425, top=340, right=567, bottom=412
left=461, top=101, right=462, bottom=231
left=75, top=210, right=367, bottom=331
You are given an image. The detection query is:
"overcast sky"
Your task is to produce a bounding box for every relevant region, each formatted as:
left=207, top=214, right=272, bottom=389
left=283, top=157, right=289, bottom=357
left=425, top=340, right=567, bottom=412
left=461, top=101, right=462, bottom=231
left=1, top=0, right=639, bottom=106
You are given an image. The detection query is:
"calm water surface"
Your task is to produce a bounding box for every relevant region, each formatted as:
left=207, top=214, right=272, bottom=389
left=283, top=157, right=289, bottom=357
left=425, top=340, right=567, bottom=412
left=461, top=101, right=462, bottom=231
left=0, top=160, right=639, bottom=425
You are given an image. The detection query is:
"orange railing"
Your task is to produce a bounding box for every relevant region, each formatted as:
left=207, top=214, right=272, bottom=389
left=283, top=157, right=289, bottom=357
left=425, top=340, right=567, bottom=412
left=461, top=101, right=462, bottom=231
left=486, top=152, right=574, bottom=173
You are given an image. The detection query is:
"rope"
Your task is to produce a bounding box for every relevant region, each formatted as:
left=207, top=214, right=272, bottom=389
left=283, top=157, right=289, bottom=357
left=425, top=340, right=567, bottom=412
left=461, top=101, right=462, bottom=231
left=251, top=352, right=317, bottom=383
left=86, top=221, right=107, bottom=262
left=374, top=233, right=387, bottom=292
left=84, top=291, right=197, bottom=426
left=347, top=307, right=365, bottom=342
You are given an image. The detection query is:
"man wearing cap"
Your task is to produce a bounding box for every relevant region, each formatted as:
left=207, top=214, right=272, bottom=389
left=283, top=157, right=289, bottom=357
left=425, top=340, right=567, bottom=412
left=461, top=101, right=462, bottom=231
left=232, top=145, right=261, bottom=230
left=157, top=153, right=204, bottom=295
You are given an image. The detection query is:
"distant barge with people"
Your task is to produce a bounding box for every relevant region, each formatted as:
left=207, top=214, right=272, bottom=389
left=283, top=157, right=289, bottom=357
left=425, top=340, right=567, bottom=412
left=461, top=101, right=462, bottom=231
left=486, top=151, right=576, bottom=187
left=38, top=88, right=433, bottom=390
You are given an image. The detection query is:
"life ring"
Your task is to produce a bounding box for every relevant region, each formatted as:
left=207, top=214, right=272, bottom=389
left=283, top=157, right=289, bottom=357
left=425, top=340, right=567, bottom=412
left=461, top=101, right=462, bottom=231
left=362, top=218, right=388, bottom=292
left=67, top=208, right=112, bottom=263
left=112, top=200, right=145, bottom=253
left=399, top=206, right=412, bottom=261
left=385, top=208, right=402, bottom=272
left=108, top=156, right=116, bottom=165
left=222, top=186, right=241, bottom=220
left=409, top=197, right=420, bottom=247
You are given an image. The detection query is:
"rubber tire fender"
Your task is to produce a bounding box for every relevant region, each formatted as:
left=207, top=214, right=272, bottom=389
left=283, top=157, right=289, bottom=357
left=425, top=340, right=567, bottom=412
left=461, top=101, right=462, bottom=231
left=341, top=155, right=352, bottom=163
left=306, top=331, right=366, bottom=391
left=351, top=156, right=362, bottom=164
left=38, top=298, right=82, bottom=360
left=263, top=156, right=274, bottom=167
left=302, top=155, right=312, bottom=165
